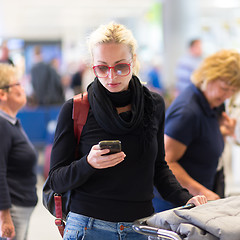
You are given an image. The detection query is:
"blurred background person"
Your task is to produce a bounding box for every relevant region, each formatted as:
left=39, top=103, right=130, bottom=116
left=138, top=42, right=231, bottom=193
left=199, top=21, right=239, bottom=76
left=0, top=63, right=38, bottom=240
left=175, top=38, right=203, bottom=94
left=0, top=41, right=14, bottom=66
left=226, top=93, right=240, bottom=145
left=153, top=49, right=240, bottom=212
left=30, top=46, right=65, bottom=106
left=50, top=57, right=61, bottom=74
left=145, top=57, right=165, bottom=95
left=70, top=60, right=86, bottom=95
left=61, top=72, right=74, bottom=101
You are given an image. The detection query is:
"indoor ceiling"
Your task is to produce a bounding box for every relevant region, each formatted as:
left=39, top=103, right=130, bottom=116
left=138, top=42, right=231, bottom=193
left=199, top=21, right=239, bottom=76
left=0, top=0, right=154, bottom=39
left=0, top=0, right=240, bottom=40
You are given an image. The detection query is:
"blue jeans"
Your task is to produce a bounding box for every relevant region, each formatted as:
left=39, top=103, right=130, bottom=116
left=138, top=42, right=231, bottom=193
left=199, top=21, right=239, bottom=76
left=63, top=212, right=148, bottom=240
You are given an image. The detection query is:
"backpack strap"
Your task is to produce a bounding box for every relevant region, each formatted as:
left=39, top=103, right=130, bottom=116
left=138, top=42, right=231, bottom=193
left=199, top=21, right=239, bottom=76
left=73, top=92, right=90, bottom=144
left=54, top=194, right=65, bottom=237
left=54, top=92, right=89, bottom=237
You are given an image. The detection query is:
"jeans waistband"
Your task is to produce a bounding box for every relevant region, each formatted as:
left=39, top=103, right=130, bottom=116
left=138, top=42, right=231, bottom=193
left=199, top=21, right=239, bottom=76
left=68, top=212, right=133, bottom=233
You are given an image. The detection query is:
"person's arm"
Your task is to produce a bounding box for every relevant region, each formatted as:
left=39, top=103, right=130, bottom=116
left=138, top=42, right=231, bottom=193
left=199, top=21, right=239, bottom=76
left=0, top=209, right=15, bottom=239
left=153, top=94, right=192, bottom=206
left=49, top=100, right=96, bottom=193
left=164, top=134, right=220, bottom=200
left=0, top=120, right=14, bottom=224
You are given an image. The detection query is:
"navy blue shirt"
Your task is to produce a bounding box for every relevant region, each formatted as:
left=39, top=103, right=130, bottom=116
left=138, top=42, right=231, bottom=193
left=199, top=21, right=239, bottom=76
left=0, top=111, right=38, bottom=210
left=165, top=84, right=224, bottom=190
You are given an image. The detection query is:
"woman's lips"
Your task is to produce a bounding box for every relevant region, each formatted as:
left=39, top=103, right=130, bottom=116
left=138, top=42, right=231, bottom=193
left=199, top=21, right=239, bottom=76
left=107, top=82, right=120, bottom=87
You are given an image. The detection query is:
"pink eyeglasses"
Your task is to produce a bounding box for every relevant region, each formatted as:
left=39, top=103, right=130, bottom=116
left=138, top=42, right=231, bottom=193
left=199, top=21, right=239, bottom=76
left=93, top=63, right=131, bottom=78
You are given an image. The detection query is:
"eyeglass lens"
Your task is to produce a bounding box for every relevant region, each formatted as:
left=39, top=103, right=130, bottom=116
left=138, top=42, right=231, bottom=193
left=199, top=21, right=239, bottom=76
left=0, top=82, right=21, bottom=89
left=94, top=63, right=130, bottom=77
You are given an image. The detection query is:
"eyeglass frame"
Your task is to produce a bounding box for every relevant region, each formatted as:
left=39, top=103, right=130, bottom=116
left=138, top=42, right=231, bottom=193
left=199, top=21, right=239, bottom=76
left=92, top=62, right=132, bottom=78
left=0, top=82, right=21, bottom=90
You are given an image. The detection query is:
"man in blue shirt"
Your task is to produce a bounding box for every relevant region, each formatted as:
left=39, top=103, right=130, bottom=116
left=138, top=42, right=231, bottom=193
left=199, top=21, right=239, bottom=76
left=175, top=39, right=202, bottom=94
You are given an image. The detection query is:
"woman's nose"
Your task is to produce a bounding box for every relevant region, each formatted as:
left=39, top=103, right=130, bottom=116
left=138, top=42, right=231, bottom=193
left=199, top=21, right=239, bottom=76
left=108, top=68, right=116, bottom=79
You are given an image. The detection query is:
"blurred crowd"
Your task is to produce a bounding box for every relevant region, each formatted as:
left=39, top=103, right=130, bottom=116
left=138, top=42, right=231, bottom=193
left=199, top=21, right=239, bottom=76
left=0, top=39, right=202, bottom=110
left=0, top=42, right=92, bottom=108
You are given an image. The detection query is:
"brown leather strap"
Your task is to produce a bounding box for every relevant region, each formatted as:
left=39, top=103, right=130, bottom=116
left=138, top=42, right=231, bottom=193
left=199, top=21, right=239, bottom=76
left=54, top=194, right=65, bottom=237
left=73, top=92, right=89, bottom=144
left=54, top=93, right=89, bottom=238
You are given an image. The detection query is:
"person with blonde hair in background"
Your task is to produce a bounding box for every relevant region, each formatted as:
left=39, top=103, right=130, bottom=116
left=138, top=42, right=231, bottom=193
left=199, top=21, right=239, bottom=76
left=154, top=49, right=240, bottom=212
left=0, top=64, right=38, bottom=240
left=47, top=22, right=207, bottom=240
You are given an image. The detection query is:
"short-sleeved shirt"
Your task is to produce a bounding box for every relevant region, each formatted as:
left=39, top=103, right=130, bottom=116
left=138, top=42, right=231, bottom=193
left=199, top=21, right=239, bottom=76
left=165, top=84, right=224, bottom=190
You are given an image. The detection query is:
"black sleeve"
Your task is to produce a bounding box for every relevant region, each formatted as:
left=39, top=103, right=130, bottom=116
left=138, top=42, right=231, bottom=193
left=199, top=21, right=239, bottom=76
left=0, top=119, right=12, bottom=209
left=153, top=94, right=193, bottom=206
left=48, top=99, right=96, bottom=193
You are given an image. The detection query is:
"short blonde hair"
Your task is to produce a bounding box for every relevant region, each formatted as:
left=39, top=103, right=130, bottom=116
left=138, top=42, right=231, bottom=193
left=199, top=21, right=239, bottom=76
left=0, top=63, right=17, bottom=91
left=192, top=49, right=240, bottom=90
left=87, top=22, right=140, bottom=75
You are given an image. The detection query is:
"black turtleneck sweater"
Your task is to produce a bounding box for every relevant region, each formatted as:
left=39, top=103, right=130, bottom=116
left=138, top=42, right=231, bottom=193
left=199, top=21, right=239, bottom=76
left=49, top=90, right=192, bottom=222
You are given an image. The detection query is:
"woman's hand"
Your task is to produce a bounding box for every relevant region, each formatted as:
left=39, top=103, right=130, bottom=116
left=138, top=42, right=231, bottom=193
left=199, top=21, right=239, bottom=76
left=87, top=144, right=126, bottom=169
left=186, top=195, right=208, bottom=206
left=219, top=112, right=236, bottom=137
left=0, top=209, right=15, bottom=239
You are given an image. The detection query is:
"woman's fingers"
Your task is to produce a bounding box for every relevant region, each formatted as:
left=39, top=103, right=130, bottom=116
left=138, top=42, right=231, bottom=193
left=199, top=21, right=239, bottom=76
left=187, top=195, right=208, bottom=206
left=87, top=144, right=126, bottom=169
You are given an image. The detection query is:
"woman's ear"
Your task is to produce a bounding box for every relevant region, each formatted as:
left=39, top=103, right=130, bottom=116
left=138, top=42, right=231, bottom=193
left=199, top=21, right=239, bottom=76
left=0, top=89, right=8, bottom=102
left=132, top=54, right=140, bottom=75
left=132, top=54, right=137, bottom=67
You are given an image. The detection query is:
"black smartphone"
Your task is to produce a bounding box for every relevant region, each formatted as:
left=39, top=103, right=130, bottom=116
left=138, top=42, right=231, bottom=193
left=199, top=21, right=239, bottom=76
left=99, top=140, right=121, bottom=155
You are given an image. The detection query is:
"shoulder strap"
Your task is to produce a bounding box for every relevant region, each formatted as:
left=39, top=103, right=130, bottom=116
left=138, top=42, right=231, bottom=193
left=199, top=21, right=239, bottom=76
left=54, top=92, right=89, bottom=238
left=54, top=194, right=65, bottom=237
left=73, top=92, right=89, bottom=144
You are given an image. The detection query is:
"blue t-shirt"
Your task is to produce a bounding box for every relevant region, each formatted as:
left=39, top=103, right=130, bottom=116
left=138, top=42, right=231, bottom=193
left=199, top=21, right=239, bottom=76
left=165, top=84, right=224, bottom=190
left=176, top=54, right=202, bottom=93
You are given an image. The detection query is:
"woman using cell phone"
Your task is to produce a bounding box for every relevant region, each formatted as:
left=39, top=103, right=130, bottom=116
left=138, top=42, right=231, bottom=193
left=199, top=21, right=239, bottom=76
left=48, top=22, right=207, bottom=240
